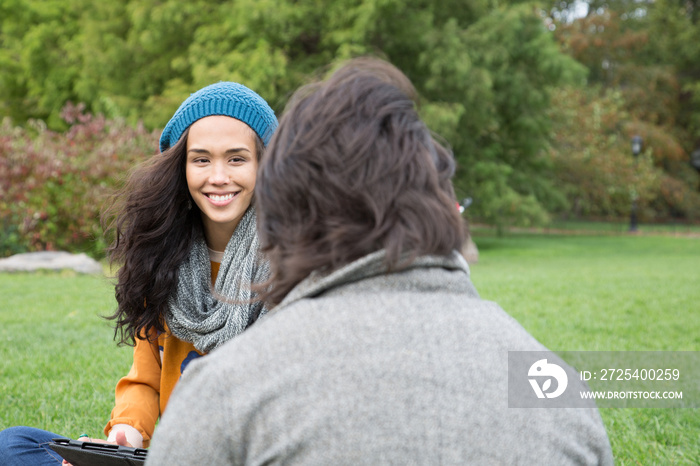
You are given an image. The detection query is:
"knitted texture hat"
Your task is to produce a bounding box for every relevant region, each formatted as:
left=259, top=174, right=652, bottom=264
left=159, top=82, right=278, bottom=152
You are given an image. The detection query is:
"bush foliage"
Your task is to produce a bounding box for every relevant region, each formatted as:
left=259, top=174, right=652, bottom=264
left=547, top=87, right=700, bottom=222
left=0, top=104, right=157, bottom=258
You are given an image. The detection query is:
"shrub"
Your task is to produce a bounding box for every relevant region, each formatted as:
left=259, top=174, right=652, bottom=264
left=547, top=87, right=700, bottom=222
left=0, top=104, right=158, bottom=258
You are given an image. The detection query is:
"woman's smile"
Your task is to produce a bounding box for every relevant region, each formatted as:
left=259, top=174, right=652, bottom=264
left=205, top=191, right=239, bottom=206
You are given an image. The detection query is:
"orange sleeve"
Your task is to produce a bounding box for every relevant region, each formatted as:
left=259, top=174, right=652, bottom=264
left=104, top=261, right=218, bottom=445
left=104, top=329, right=161, bottom=447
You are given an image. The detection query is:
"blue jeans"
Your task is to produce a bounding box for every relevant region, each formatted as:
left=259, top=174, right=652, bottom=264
left=0, top=426, right=66, bottom=465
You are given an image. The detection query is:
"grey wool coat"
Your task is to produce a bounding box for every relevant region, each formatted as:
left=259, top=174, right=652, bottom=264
left=147, top=250, right=614, bottom=466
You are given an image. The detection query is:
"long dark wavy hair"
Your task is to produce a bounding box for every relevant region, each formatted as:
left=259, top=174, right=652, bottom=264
left=102, top=131, right=197, bottom=345
left=102, top=127, right=264, bottom=345
left=255, top=57, right=464, bottom=306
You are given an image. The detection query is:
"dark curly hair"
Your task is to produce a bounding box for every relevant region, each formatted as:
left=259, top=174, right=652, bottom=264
left=102, top=129, right=264, bottom=345
left=256, top=57, right=464, bottom=306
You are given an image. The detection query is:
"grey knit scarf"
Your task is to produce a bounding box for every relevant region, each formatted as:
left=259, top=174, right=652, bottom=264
left=166, top=207, right=269, bottom=353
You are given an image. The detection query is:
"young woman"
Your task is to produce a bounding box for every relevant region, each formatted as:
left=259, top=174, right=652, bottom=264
left=146, top=58, right=613, bottom=465
left=0, top=81, right=278, bottom=464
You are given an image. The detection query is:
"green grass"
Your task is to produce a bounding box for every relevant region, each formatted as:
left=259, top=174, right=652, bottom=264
left=469, top=233, right=700, bottom=465
left=0, top=270, right=132, bottom=438
left=1, top=233, right=699, bottom=464
left=473, top=219, right=700, bottom=236
left=546, top=219, right=700, bottom=235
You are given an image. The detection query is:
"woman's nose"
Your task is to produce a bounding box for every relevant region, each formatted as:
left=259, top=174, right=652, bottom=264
left=208, top=161, right=230, bottom=185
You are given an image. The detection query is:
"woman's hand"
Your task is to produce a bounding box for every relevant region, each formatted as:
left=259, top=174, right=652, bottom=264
left=61, top=432, right=133, bottom=466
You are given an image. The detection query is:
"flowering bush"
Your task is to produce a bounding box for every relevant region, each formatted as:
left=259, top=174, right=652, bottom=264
left=0, top=104, right=159, bottom=258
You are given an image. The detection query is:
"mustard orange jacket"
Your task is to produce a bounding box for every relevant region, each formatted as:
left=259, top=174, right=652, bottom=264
left=103, top=262, right=220, bottom=446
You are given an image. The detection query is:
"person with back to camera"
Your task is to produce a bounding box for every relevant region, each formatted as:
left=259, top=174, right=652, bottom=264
left=0, top=81, right=277, bottom=465
left=146, top=57, right=614, bottom=465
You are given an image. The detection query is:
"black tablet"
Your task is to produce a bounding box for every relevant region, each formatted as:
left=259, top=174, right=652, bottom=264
left=49, top=438, right=147, bottom=465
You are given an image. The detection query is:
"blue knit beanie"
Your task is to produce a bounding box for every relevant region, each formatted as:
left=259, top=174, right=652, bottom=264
left=159, top=82, right=278, bottom=152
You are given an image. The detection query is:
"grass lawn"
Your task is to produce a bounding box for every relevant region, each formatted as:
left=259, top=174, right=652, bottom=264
left=470, top=232, right=700, bottom=465
left=1, top=232, right=698, bottom=463
left=474, top=219, right=700, bottom=236
left=0, top=270, right=131, bottom=438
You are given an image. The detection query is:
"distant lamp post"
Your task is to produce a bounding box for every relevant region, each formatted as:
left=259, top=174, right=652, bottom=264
left=691, top=147, right=700, bottom=173
left=631, top=135, right=643, bottom=158
left=629, top=135, right=643, bottom=232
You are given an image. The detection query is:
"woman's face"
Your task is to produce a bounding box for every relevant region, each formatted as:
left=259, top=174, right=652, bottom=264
left=186, top=115, right=258, bottom=250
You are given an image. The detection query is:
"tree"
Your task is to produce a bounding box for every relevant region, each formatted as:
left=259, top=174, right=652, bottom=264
left=645, top=0, right=700, bottom=146
left=0, top=0, right=604, bottom=228
left=415, top=4, right=585, bottom=228
left=0, top=0, right=89, bottom=127
left=119, top=0, right=586, bottom=228
left=548, top=0, right=700, bottom=220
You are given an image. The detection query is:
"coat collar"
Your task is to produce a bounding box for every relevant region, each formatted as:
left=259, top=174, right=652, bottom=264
left=269, top=250, right=475, bottom=316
